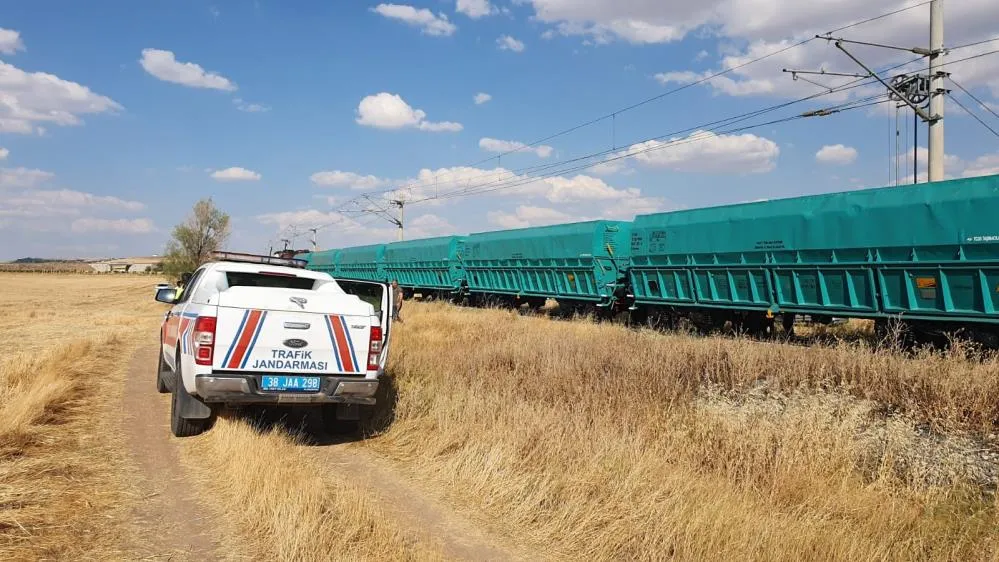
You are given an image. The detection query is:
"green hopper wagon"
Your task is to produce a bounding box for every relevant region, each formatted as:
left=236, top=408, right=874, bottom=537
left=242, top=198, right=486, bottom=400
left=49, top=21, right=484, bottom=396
left=629, top=175, right=999, bottom=334
left=331, top=244, right=387, bottom=283
left=383, top=236, right=466, bottom=299
left=464, top=220, right=632, bottom=309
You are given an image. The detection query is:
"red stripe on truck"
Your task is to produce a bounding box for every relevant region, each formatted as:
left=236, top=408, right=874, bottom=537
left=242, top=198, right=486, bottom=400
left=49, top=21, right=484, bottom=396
left=226, top=309, right=263, bottom=369
left=328, top=314, right=357, bottom=372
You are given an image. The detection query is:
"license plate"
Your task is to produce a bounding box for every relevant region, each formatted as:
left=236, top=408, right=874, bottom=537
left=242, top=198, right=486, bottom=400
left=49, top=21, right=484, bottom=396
left=260, top=376, right=321, bottom=392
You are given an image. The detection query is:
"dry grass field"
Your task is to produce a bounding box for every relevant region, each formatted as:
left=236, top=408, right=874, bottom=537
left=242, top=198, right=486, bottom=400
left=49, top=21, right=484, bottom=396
left=0, top=274, right=443, bottom=560
left=0, top=274, right=164, bottom=559
left=2, top=274, right=998, bottom=560
left=178, top=419, right=445, bottom=561
left=356, top=302, right=999, bottom=560
left=0, top=262, right=96, bottom=274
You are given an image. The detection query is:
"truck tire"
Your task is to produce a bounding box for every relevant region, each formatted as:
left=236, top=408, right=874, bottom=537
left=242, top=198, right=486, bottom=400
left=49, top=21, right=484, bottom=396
left=156, top=349, right=170, bottom=394
left=170, top=359, right=214, bottom=438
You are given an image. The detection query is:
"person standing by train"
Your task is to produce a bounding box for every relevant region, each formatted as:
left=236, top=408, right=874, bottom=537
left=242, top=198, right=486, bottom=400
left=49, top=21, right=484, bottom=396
left=391, top=280, right=404, bottom=323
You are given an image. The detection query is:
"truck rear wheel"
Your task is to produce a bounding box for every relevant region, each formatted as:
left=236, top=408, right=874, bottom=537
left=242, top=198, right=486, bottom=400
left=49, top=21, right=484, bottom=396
left=156, top=348, right=170, bottom=394
left=169, top=359, right=214, bottom=438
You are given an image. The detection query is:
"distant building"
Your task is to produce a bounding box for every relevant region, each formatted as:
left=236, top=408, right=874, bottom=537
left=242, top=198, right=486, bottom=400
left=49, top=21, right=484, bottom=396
left=89, top=256, right=163, bottom=274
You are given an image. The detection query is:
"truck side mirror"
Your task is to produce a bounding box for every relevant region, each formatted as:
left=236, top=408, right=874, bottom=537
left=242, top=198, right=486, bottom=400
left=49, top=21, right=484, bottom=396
left=155, top=287, right=178, bottom=304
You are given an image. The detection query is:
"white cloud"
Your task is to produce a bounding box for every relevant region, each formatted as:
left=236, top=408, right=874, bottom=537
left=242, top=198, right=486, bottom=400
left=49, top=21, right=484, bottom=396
left=0, top=28, right=25, bottom=55
left=895, top=146, right=995, bottom=183
left=372, top=4, right=457, bottom=36
left=479, top=137, right=553, bottom=158
left=392, top=165, right=642, bottom=205
left=599, top=196, right=672, bottom=219
left=457, top=0, right=497, bottom=18
left=310, top=170, right=391, bottom=190
left=0, top=167, right=55, bottom=188
left=474, top=92, right=492, bottom=105
left=258, top=163, right=670, bottom=247
left=418, top=120, right=464, bottom=132
left=654, top=68, right=775, bottom=96
left=233, top=98, right=270, bottom=112
left=497, top=35, right=526, bottom=52
left=71, top=217, right=155, bottom=234
left=4, top=189, right=145, bottom=212
left=0, top=182, right=149, bottom=240
left=912, top=146, right=964, bottom=173
left=590, top=159, right=628, bottom=176
left=541, top=174, right=641, bottom=202
left=815, top=144, right=858, bottom=165
left=623, top=130, right=780, bottom=173
left=0, top=60, right=122, bottom=135
left=210, top=167, right=261, bottom=181
left=0, top=148, right=7, bottom=160
left=536, top=11, right=688, bottom=45
left=486, top=197, right=669, bottom=229
left=257, top=209, right=399, bottom=248
left=406, top=213, right=456, bottom=238
left=258, top=209, right=347, bottom=231
left=355, top=92, right=463, bottom=132
left=961, top=152, right=999, bottom=178
left=139, top=48, right=237, bottom=91
left=488, top=205, right=577, bottom=229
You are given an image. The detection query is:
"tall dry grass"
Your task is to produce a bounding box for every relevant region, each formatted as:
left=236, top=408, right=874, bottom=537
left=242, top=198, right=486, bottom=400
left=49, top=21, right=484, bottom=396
left=0, top=274, right=164, bottom=559
left=357, top=301, right=999, bottom=561
left=178, top=418, right=443, bottom=561
left=9, top=273, right=996, bottom=560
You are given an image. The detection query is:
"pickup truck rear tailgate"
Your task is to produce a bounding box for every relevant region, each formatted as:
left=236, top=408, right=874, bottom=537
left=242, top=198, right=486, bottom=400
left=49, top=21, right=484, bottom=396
left=213, top=287, right=373, bottom=375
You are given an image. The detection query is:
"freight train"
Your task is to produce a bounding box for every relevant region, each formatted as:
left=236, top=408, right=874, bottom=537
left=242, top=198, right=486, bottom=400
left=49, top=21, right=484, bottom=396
left=303, top=174, right=999, bottom=347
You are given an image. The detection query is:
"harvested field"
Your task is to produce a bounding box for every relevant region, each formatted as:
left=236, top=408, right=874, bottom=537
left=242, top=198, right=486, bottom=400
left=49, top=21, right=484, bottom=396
left=355, top=301, right=999, bottom=560
left=0, top=274, right=164, bottom=559
left=0, top=262, right=96, bottom=274
left=2, top=274, right=998, bottom=560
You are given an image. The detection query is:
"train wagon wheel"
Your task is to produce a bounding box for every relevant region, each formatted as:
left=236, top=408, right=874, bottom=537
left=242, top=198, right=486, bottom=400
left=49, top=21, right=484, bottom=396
left=780, top=313, right=796, bottom=339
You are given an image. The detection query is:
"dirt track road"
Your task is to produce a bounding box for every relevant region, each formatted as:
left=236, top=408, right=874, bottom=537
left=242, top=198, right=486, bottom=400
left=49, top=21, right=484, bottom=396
left=120, top=345, right=523, bottom=561
left=121, top=346, right=221, bottom=560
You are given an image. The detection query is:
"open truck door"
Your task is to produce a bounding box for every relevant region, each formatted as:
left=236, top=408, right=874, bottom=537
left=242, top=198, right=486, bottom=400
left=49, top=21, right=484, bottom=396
left=335, top=279, right=393, bottom=371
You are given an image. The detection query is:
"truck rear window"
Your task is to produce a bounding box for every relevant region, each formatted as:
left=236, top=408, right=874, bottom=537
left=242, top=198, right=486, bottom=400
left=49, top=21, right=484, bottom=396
left=225, top=272, right=316, bottom=290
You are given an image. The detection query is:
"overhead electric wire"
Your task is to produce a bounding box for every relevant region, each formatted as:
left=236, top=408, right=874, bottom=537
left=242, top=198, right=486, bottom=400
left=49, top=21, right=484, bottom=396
left=302, top=68, right=909, bottom=233
left=948, top=35, right=999, bottom=51
left=378, top=35, right=818, bottom=201
left=374, top=76, right=891, bottom=208
left=292, top=22, right=999, bottom=235
left=408, top=79, right=896, bottom=203
left=948, top=77, right=999, bottom=121
left=448, top=48, right=999, bottom=202
left=303, top=50, right=951, bottom=232
left=420, top=97, right=892, bottom=203
left=417, top=93, right=890, bottom=203
left=343, top=53, right=930, bottom=208
left=365, top=3, right=938, bottom=206
left=949, top=95, right=999, bottom=138
left=939, top=48, right=999, bottom=66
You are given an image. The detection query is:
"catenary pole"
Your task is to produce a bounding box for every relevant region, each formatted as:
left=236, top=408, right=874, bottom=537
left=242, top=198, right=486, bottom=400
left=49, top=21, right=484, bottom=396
left=927, top=0, right=944, bottom=181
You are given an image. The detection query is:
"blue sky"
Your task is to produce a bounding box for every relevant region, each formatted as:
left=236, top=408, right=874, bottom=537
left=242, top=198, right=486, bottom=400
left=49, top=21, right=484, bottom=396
left=1, top=0, right=998, bottom=259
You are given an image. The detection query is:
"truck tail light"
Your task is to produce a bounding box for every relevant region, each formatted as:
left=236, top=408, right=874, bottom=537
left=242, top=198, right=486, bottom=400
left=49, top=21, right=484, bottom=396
left=194, top=316, right=216, bottom=366
left=367, top=325, right=382, bottom=370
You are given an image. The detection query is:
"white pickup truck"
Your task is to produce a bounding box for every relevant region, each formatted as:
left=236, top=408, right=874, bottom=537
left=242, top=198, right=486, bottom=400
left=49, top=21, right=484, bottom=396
left=154, top=252, right=393, bottom=437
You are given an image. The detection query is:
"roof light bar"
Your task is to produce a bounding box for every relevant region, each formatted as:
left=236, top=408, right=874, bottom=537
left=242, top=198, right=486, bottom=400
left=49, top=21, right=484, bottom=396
left=211, top=251, right=308, bottom=269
